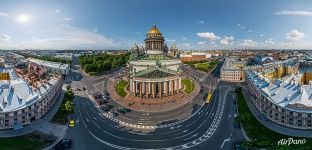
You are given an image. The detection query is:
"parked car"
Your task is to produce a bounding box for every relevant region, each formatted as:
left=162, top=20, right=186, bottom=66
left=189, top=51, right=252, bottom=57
left=108, top=111, right=118, bottom=117
left=54, top=139, right=72, bottom=150
left=83, top=87, right=86, bottom=90
left=101, top=107, right=110, bottom=112
left=77, top=88, right=81, bottom=91
left=105, top=104, right=114, bottom=109
left=118, top=108, right=131, bottom=114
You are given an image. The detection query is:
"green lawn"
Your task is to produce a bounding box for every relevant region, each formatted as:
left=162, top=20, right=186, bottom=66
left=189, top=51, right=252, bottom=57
left=115, top=80, right=129, bottom=97
left=0, top=131, right=53, bottom=150
left=51, top=87, right=74, bottom=124
left=194, top=60, right=218, bottom=72
left=235, top=87, right=312, bottom=150
left=181, top=79, right=195, bottom=94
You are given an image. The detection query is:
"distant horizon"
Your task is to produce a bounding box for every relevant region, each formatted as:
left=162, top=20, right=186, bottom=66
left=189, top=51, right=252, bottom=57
left=0, top=0, right=312, bottom=50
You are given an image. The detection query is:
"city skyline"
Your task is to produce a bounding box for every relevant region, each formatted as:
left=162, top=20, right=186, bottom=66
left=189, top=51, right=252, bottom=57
left=0, top=0, right=312, bottom=50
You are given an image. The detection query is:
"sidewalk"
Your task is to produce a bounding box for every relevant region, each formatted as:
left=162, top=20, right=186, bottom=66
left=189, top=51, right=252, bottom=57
left=242, top=87, right=312, bottom=138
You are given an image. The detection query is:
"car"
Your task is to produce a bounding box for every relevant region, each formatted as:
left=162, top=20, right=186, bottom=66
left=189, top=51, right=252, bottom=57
left=54, top=139, right=72, bottom=150
left=77, top=88, right=81, bottom=91
left=105, top=104, right=114, bottom=109
left=101, top=100, right=109, bottom=103
left=118, top=108, right=131, bottom=114
left=101, top=106, right=110, bottom=112
left=69, top=120, right=75, bottom=127
left=102, top=96, right=109, bottom=100
left=83, top=87, right=86, bottom=90
left=108, top=111, right=118, bottom=117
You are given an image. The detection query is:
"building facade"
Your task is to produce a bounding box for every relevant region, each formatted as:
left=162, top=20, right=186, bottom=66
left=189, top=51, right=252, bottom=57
left=128, top=25, right=182, bottom=98
left=220, top=57, right=246, bottom=82
left=0, top=68, right=63, bottom=129
left=245, top=61, right=312, bottom=129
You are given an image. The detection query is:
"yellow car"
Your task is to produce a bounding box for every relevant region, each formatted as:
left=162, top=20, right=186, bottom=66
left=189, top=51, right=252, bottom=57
left=69, top=120, right=75, bottom=127
left=206, top=93, right=212, bottom=103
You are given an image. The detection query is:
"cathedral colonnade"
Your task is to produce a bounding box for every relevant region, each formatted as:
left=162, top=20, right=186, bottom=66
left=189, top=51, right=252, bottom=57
left=129, top=77, right=182, bottom=98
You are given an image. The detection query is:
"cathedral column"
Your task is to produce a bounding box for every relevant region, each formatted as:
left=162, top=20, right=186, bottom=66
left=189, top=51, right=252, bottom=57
left=147, top=82, right=151, bottom=97
left=145, top=82, right=148, bottom=98
left=176, top=79, right=179, bottom=94
left=139, top=82, right=142, bottom=97
left=134, top=81, right=136, bottom=96
left=159, top=82, right=162, bottom=97
left=164, top=81, right=167, bottom=96
left=172, top=79, right=175, bottom=95
left=152, top=82, right=155, bottom=98
left=169, top=80, right=172, bottom=95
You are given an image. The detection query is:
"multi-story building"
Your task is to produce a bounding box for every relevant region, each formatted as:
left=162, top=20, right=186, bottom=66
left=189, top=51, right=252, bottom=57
left=180, top=52, right=211, bottom=62
left=26, top=58, right=70, bottom=76
left=0, top=67, right=63, bottom=129
left=220, top=57, right=246, bottom=82
left=245, top=61, right=312, bottom=129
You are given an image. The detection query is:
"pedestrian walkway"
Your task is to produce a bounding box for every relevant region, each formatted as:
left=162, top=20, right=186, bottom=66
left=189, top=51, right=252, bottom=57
left=242, top=86, right=312, bottom=138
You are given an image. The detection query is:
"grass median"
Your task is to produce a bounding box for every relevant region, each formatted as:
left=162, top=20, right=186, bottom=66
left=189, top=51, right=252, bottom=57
left=182, top=78, right=195, bottom=94
left=51, top=86, right=74, bottom=124
left=116, top=80, right=128, bottom=97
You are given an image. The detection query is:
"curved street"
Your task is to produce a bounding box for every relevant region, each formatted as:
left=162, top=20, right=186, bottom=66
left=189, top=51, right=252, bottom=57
left=63, top=57, right=246, bottom=150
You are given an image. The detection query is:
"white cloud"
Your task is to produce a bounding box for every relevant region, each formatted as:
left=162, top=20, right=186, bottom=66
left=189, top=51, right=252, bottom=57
left=182, top=37, right=187, bottom=40
left=237, top=24, right=246, bottom=29
left=181, top=43, right=191, bottom=48
left=16, top=24, right=122, bottom=49
left=220, top=36, right=234, bottom=45
left=0, top=34, right=10, bottom=46
left=0, top=12, right=9, bottom=18
left=259, top=34, right=264, bottom=37
left=274, top=10, right=312, bottom=16
left=197, top=41, right=206, bottom=45
left=196, top=20, right=205, bottom=24
left=167, top=39, right=176, bottom=43
left=49, top=9, right=61, bottom=14
left=265, top=38, right=274, bottom=45
left=1, top=34, right=10, bottom=41
left=286, top=29, right=305, bottom=41
left=238, top=39, right=257, bottom=47
left=64, top=17, right=73, bottom=21
left=248, top=30, right=253, bottom=33
left=197, top=32, right=220, bottom=41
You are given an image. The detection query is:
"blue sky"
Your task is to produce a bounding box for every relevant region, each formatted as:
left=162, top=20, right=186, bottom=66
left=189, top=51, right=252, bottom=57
left=0, top=0, right=312, bottom=50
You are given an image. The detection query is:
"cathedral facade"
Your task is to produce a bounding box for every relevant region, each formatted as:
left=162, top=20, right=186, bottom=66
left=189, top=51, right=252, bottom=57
left=128, top=25, right=182, bottom=98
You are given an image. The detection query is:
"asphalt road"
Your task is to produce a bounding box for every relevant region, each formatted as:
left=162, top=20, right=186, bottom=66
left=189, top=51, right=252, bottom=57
left=63, top=58, right=246, bottom=150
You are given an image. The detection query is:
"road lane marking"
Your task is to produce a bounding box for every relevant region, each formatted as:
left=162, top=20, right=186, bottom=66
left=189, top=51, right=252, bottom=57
left=220, top=138, right=230, bottom=149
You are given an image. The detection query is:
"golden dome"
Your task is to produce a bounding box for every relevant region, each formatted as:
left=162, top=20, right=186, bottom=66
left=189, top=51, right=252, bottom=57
left=147, top=25, right=162, bottom=34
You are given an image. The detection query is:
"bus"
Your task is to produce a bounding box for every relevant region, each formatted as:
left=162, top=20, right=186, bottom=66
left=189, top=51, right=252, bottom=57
left=206, top=93, right=212, bottom=103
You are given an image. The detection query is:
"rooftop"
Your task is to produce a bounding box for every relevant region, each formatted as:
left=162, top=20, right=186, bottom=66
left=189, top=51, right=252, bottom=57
left=247, top=67, right=312, bottom=112
left=0, top=67, right=59, bottom=112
